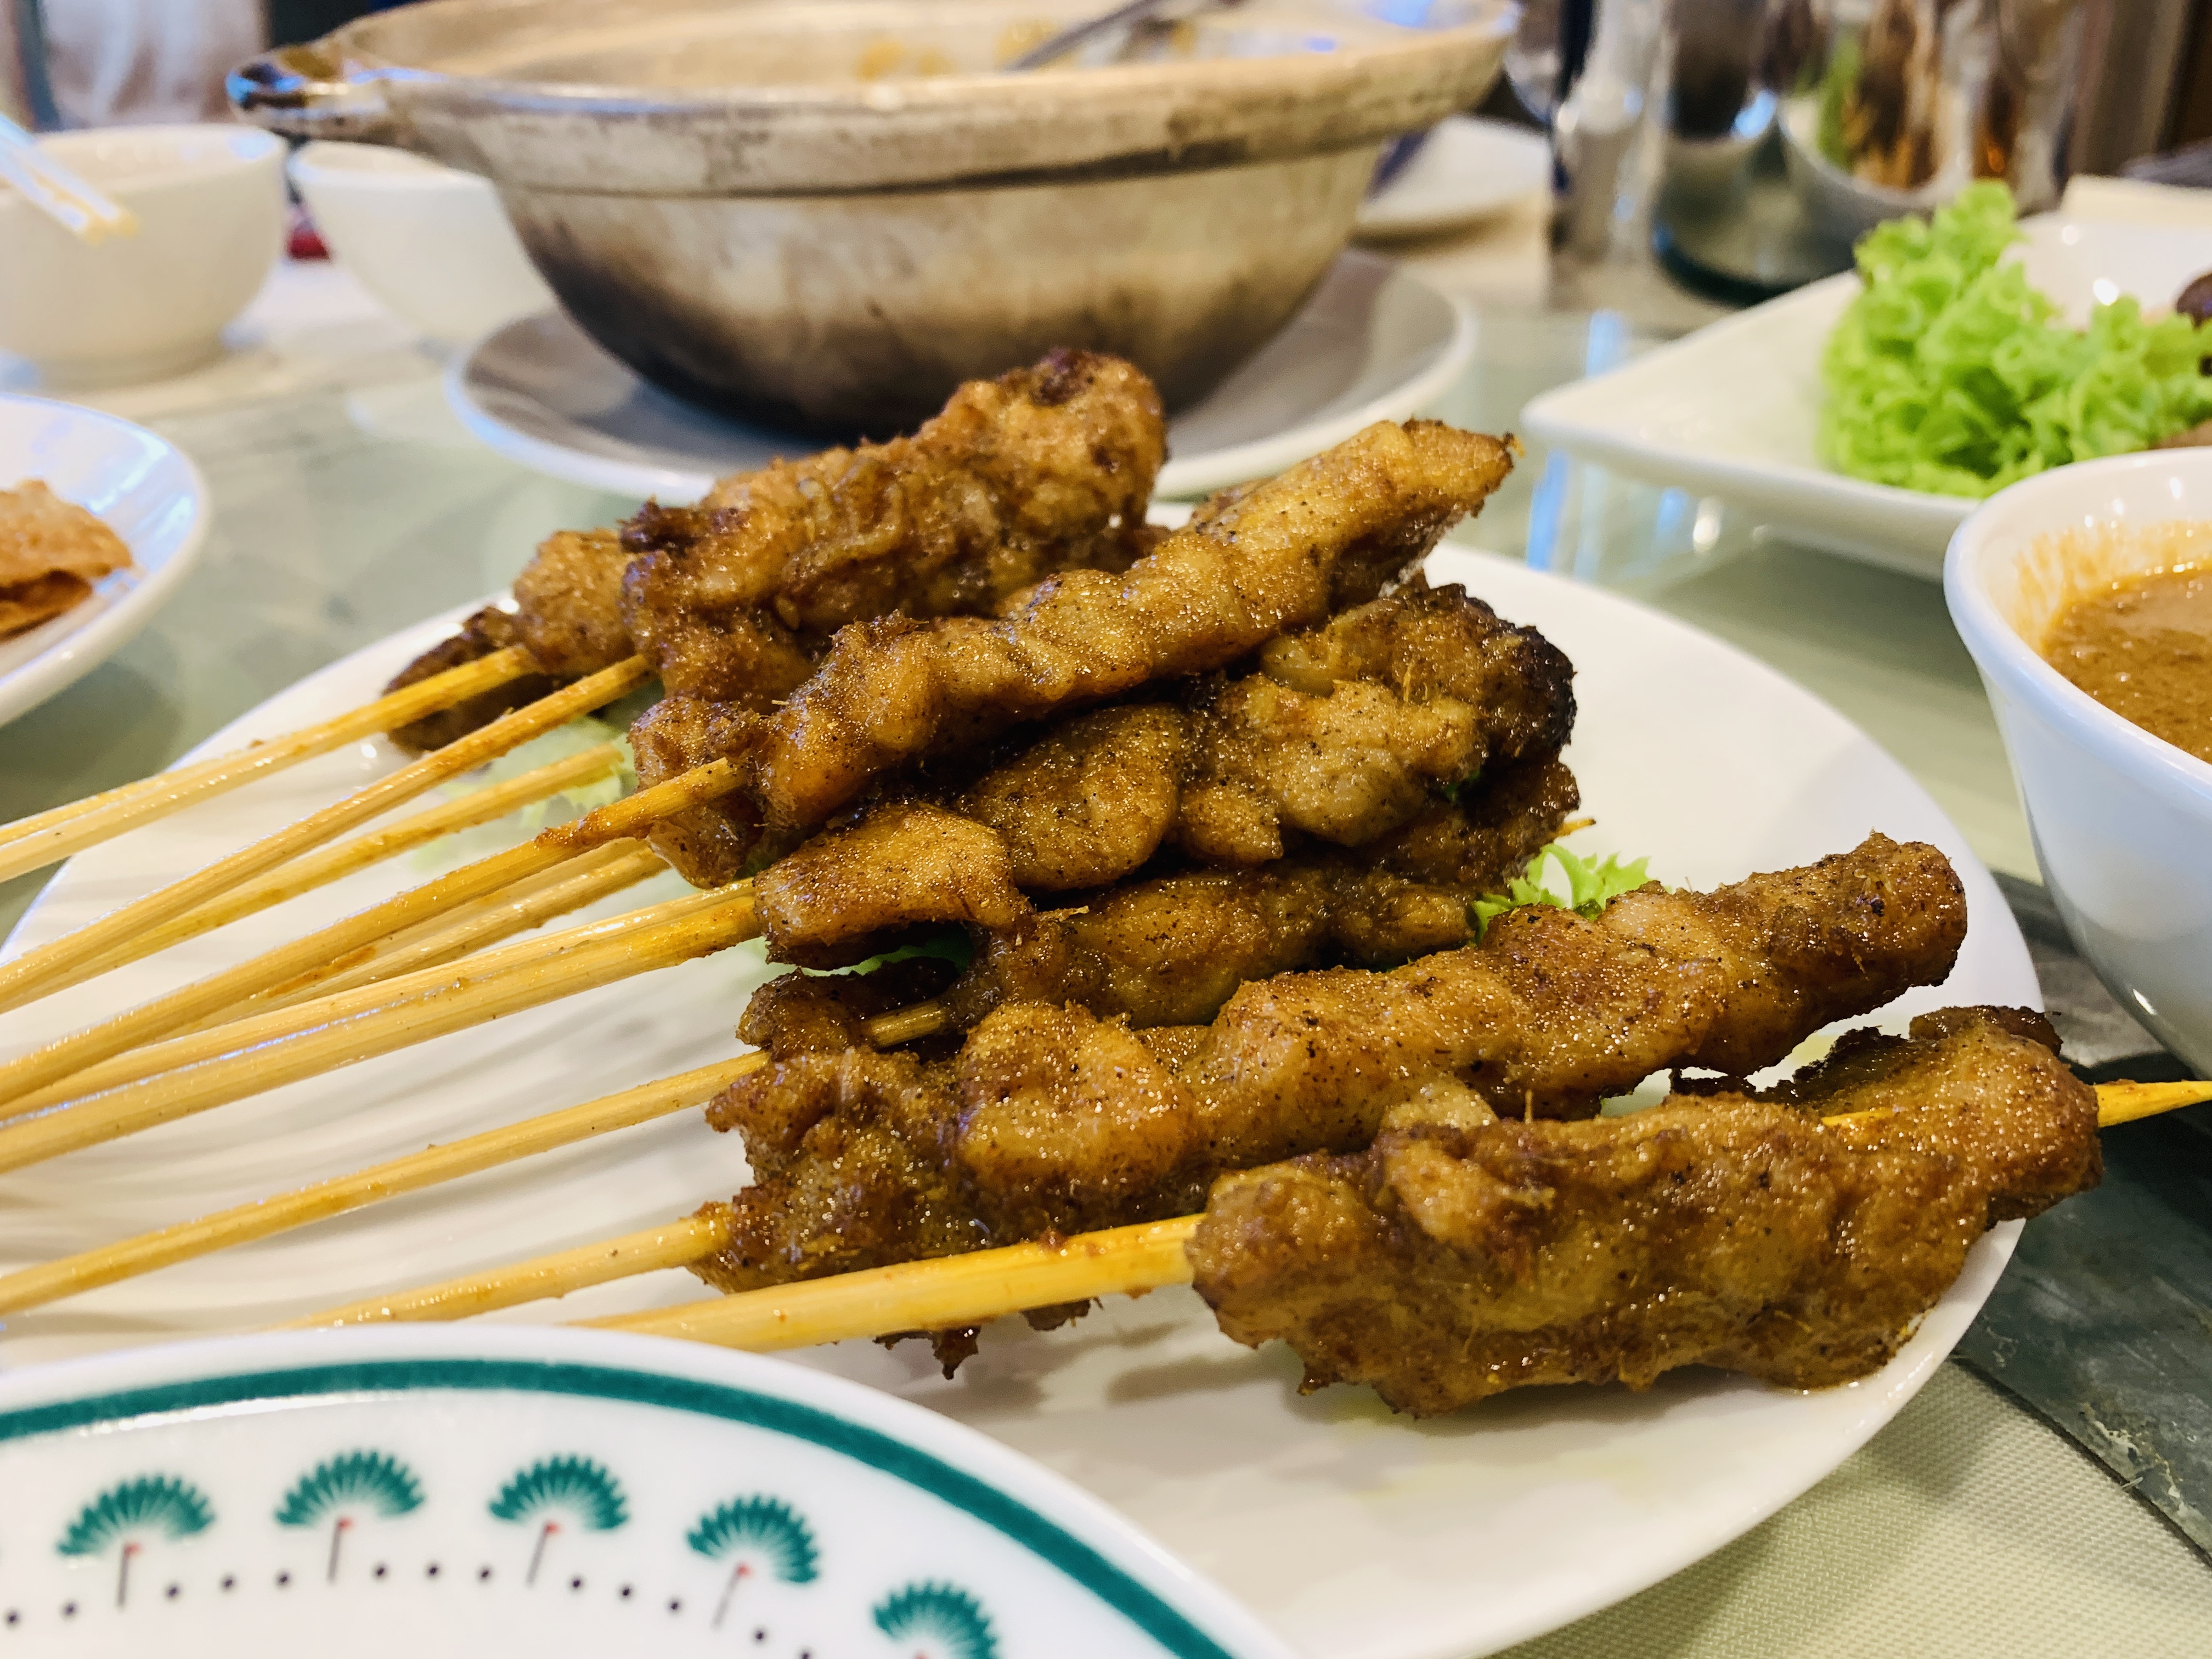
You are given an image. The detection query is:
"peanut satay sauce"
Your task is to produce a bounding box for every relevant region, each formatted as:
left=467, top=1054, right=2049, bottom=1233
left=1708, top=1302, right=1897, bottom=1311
left=2044, top=564, right=2212, bottom=764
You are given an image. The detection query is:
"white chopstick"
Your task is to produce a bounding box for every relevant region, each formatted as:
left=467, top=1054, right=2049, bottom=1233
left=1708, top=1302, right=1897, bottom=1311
left=0, top=113, right=137, bottom=242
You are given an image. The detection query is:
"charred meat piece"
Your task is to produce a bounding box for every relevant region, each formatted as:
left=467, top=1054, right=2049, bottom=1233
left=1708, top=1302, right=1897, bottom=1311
left=622, top=348, right=1165, bottom=706
left=381, top=349, right=1167, bottom=750
left=934, top=798, right=1572, bottom=1032
left=690, top=836, right=1964, bottom=1295
left=667, top=421, right=1516, bottom=872
left=1191, top=1008, right=2099, bottom=1415
left=510, top=528, right=635, bottom=678
left=385, top=606, right=560, bottom=754
left=640, top=578, right=1566, bottom=896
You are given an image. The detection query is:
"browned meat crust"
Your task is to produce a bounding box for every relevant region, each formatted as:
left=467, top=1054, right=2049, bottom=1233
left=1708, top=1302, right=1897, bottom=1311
left=382, top=349, right=1167, bottom=750
left=1189, top=1008, right=2100, bottom=1414
left=511, top=528, right=634, bottom=678
left=751, top=804, right=1031, bottom=968
left=689, top=836, right=1963, bottom=1295
left=659, top=421, right=1517, bottom=872
left=642, top=579, right=1568, bottom=899
left=385, top=606, right=560, bottom=754
left=620, top=348, right=1165, bottom=706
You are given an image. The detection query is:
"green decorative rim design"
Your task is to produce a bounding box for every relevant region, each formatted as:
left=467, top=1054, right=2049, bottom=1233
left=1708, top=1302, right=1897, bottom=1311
left=0, top=1359, right=1237, bottom=1659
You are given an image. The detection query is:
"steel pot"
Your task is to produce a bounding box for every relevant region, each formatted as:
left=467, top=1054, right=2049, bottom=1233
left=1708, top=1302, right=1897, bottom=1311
left=232, top=0, right=1514, bottom=436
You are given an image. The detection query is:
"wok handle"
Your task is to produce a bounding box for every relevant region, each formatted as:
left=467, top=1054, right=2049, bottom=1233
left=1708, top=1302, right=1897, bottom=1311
left=226, top=41, right=398, bottom=143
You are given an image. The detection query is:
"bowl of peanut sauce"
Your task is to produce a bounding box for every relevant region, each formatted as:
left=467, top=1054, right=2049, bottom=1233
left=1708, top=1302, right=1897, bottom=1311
left=1947, top=451, right=2212, bottom=1073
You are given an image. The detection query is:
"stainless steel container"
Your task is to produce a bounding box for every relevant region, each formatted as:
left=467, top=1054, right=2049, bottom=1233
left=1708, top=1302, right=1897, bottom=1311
left=233, top=0, right=1514, bottom=436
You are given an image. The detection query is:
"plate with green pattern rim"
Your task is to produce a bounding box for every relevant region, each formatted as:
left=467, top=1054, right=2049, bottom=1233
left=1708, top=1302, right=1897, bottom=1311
left=0, top=1324, right=1294, bottom=1659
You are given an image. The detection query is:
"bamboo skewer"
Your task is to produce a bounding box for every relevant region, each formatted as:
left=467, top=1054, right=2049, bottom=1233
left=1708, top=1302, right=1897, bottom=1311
left=0, top=886, right=757, bottom=1171
left=0, top=1003, right=936, bottom=1320
left=18, top=742, right=624, bottom=1005
left=0, top=655, right=650, bottom=1018
left=0, top=843, right=678, bottom=1125
left=285, top=1077, right=2212, bottom=1348
left=0, top=1059, right=763, bottom=1318
left=0, top=757, right=736, bottom=1115
left=0, top=647, right=538, bottom=883
left=241, top=841, right=668, bottom=1015
left=288, top=1216, right=740, bottom=1330
left=586, top=1220, right=1205, bottom=1351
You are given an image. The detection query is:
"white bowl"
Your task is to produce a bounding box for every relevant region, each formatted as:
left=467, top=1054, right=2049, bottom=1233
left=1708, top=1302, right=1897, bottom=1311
left=287, top=141, right=555, bottom=350
left=0, top=125, right=285, bottom=388
left=1945, top=451, right=2212, bottom=1073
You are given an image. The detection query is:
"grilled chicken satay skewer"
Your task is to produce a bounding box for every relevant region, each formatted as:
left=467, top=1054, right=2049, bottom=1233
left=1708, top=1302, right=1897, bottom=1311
left=0, top=433, right=1524, bottom=1130
left=0, top=346, right=1171, bottom=995
left=0, top=710, right=1578, bottom=1311
left=0, top=346, right=1165, bottom=878
left=0, top=656, right=652, bottom=1017
left=20, top=742, right=624, bottom=1005
left=0, top=648, right=537, bottom=883
left=0, top=766, right=1561, bottom=1315
left=310, top=1019, right=2197, bottom=1357
left=0, top=995, right=954, bottom=1321
left=220, top=834, right=1970, bottom=1329
left=0, top=752, right=1566, bottom=1305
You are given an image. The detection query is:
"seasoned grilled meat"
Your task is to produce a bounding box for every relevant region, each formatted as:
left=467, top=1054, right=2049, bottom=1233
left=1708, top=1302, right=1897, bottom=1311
left=650, top=421, right=1517, bottom=873
left=1190, top=1008, right=2099, bottom=1414
left=644, top=578, right=1568, bottom=897
left=510, top=528, right=635, bottom=678
left=689, top=836, right=1965, bottom=1295
left=622, top=348, right=1166, bottom=706
left=381, top=349, right=1167, bottom=751
left=385, top=606, right=559, bottom=754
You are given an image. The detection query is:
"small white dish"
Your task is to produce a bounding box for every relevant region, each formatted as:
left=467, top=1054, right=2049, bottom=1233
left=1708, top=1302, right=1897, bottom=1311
left=1945, top=449, right=2212, bottom=1075
left=1354, top=116, right=1550, bottom=242
left=287, top=142, right=556, bottom=351
left=0, top=395, right=209, bottom=726
left=0, top=126, right=285, bottom=390
left=1522, top=213, right=2212, bottom=577
left=0, top=1323, right=1293, bottom=1659
left=0, top=549, right=2038, bottom=1656
left=445, top=252, right=1475, bottom=502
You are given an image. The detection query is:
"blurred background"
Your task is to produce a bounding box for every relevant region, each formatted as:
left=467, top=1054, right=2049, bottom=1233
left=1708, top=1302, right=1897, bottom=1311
left=4, top=0, right=2209, bottom=183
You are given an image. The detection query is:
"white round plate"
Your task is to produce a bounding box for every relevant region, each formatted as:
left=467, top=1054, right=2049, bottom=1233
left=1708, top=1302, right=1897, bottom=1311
left=445, top=252, right=1475, bottom=503
left=0, top=548, right=2039, bottom=1658
left=0, top=396, right=209, bottom=727
left=0, top=1323, right=1294, bottom=1659
left=1356, top=116, right=1551, bottom=241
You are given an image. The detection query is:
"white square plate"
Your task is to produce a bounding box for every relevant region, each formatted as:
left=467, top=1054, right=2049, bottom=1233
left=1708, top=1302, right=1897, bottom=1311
left=1521, top=216, right=2212, bottom=578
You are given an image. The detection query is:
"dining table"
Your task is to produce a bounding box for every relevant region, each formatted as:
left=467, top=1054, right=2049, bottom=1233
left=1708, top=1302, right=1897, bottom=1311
left=0, top=179, right=2205, bottom=1657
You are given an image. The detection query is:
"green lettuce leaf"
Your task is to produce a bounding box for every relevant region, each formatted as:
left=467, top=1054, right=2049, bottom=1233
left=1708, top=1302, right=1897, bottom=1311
left=1820, top=181, right=2212, bottom=498
left=1472, top=843, right=1655, bottom=938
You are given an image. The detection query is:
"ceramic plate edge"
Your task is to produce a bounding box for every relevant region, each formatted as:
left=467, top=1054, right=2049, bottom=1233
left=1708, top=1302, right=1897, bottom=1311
left=0, top=1322, right=1302, bottom=1659
left=0, top=396, right=212, bottom=727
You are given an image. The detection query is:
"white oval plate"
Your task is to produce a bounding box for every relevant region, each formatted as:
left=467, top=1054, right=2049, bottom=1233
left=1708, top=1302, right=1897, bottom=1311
left=1355, top=116, right=1551, bottom=242
left=0, top=1323, right=1294, bottom=1659
left=445, top=251, right=1475, bottom=503
left=1521, top=215, right=2212, bottom=578
left=0, top=549, right=2038, bottom=1657
left=0, top=396, right=209, bottom=727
